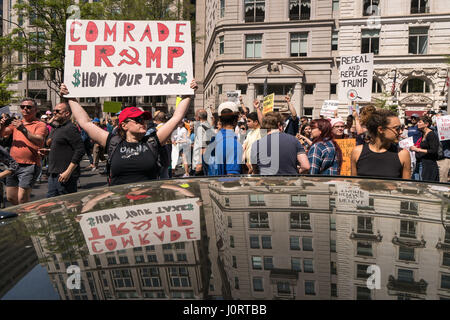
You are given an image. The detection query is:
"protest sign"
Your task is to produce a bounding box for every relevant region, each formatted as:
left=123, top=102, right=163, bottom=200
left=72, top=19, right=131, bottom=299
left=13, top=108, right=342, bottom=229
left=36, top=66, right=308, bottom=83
left=436, top=115, right=450, bottom=141
left=336, top=183, right=369, bottom=209
left=78, top=198, right=201, bottom=255
left=64, top=20, right=194, bottom=98
left=226, top=91, right=241, bottom=105
left=0, top=106, right=10, bottom=115
left=175, top=96, right=182, bottom=108
left=103, top=101, right=122, bottom=113
left=263, top=93, right=274, bottom=115
left=338, top=53, right=373, bottom=103
left=320, top=100, right=339, bottom=118
left=399, top=137, right=414, bottom=149
left=336, top=139, right=356, bottom=176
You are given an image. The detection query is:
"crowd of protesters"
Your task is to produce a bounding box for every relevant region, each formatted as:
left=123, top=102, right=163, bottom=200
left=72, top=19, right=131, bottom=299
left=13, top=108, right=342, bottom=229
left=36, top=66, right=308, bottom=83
left=0, top=81, right=448, bottom=206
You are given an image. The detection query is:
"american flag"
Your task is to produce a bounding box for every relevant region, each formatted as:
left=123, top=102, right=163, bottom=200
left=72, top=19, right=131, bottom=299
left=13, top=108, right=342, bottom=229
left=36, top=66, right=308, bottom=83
left=263, top=77, right=268, bottom=97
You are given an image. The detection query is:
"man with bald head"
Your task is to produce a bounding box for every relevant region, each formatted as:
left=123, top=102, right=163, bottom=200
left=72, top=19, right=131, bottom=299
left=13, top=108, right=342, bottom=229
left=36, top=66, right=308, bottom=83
left=193, top=108, right=213, bottom=175
left=43, top=102, right=85, bottom=197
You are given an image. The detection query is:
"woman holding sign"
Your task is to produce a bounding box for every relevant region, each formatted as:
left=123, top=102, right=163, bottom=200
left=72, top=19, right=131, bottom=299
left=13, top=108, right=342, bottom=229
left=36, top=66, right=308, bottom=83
left=351, top=109, right=411, bottom=179
left=60, top=80, right=198, bottom=186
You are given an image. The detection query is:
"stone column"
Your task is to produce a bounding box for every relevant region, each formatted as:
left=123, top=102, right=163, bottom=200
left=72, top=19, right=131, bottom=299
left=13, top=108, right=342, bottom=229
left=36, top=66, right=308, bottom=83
left=247, top=83, right=255, bottom=112
left=293, top=83, right=303, bottom=116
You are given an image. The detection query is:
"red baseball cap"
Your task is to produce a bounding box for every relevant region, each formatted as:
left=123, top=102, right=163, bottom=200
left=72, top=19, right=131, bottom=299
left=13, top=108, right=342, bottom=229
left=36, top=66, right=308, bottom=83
left=118, top=107, right=151, bottom=124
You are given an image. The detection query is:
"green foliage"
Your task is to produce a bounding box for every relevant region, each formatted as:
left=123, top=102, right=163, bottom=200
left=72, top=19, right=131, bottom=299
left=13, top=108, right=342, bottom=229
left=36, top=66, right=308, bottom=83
left=374, top=92, right=398, bottom=113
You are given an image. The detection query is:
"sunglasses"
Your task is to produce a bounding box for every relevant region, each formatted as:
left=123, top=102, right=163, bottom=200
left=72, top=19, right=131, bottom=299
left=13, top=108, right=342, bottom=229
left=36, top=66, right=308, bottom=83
left=126, top=117, right=146, bottom=124
left=53, top=109, right=65, bottom=114
left=20, top=105, right=33, bottom=110
left=385, top=126, right=402, bottom=133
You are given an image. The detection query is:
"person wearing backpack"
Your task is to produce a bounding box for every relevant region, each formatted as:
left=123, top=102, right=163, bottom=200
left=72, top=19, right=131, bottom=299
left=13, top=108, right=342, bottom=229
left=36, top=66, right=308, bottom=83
left=59, top=80, right=198, bottom=186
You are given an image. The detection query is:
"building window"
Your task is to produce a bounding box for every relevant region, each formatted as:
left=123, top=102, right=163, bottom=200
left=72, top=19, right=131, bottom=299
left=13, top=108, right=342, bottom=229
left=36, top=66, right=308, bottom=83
left=225, top=197, right=230, bottom=206
left=252, top=256, right=263, bottom=270
left=145, top=245, right=155, bottom=251
left=330, top=239, right=336, bottom=252
left=228, top=216, right=232, bottom=228
left=147, top=254, right=157, bottom=262
left=363, top=0, right=380, bottom=16
left=411, top=0, right=429, bottom=14
left=244, top=0, right=265, bottom=22
left=135, top=255, right=145, bottom=263
left=401, top=78, right=430, bottom=93
left=140, top=267, right=161, bottom=287
left=291, top=257, right=302, bottom=271
left=230, top=235, right=235, bottom=248
left=262, top=235, right=272, bottom=249
left=290, top=236, right=301, bottom=250
left=253, top=277, right=264, bottom=292
left=302, top=237, right=313, bottom=251
left=304, top=259, right=314, bottom=273
left=361, top=29, right=379, bottom=54
left=232, top=256, right=237, bottom=268
left=399, top=246, right=415, bottom=261
left=400, top=201, right=418, bottom=214
left=164, top=254, right=174, bottom=262
left=249, top=212, right=269, bottom=228
left=441, top=274, right=450, bottom=289
left=332, top=0, right=340, bottom=11
left=250, top=235, right=260, bottom=248
left=177, top=253, right=187, bottom=262
left=330, top=216, right=336, bottom=230
left=443, top=252, right=450, bottom=267
left=400, top=220, right=416, bottom=238
left=372, top=80, right=383, bottom=93
left=305, top=280, right=315, bottom=295
left=237, top=84, right=248, bottom=94
left=445, top=229, right=450, bottom=244
left=331, top=283, right=338, bottom=297
left=356, top=286, right=371, bottom=300
left=304, top=84, right=315, bottom=94
left=175, top=243, right=185, bottom=250
left=331, top=83, right=337, bottom=94
left=249, top=194, right=265, bottom=206
left=245, top=34, right=262, bottom=58
left=330, top=261, right=337, bottom=275
left=398, top=269, right=414, bottom=283
left=291, top=195, right=308, bottom=207
left=107, top=257, right=117, bottom=265
left=357, top=216, right=373, bottom=234
left=219, top=36, right=224, bottom=54
left=409, top=27, right=428, bottom=54
left=264, top=256, right=274, bottom=270
left=235, top=277, right=240, bottom=289
left=303, top=107, right=313, bottom=116
left=220, top=0, right=226, bottom=17
left=290, top=212, right=311, bottom=230
left=357, top=241, right=373, bottom=256
left=332, top=31, right=338, bottom=50
left=118, top=256, right=129, bottom=264
left=28, top=69, right=45, bottom=81
left=357, top=264, right=370, bottom=279
left=289, top=0, right=311, bottom=20
left=112, top=269, right=134, bottom=288
left=277, top=281, right=291, bottom=294
left=169, top=267, right=191, bottom=287
left=290, top=33, right=308, bottom=57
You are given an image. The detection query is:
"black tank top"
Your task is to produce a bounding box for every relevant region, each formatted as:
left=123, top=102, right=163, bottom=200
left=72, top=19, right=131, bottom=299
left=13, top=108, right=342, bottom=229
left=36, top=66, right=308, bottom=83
left=356, top=143, right=403, bottom=178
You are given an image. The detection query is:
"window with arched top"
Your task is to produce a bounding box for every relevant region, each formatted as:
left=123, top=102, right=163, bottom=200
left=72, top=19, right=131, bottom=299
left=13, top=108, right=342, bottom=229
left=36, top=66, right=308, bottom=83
left=401, top=78, right=430, bottom=93
left=372, top=80, right=383, bottom=93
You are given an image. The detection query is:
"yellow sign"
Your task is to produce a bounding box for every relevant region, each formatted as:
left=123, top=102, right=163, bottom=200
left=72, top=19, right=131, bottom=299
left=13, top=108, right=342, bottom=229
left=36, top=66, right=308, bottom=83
left=335, top=139, right=356, bottom=176
left=263, top=93, right=274, bottom=115
left=175, top=96, right=183, bottom=108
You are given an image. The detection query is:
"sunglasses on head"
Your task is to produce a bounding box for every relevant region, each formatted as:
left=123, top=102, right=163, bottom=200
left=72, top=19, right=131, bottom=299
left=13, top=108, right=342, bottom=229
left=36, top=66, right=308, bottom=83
left=20, top=105, right=33, bottom=110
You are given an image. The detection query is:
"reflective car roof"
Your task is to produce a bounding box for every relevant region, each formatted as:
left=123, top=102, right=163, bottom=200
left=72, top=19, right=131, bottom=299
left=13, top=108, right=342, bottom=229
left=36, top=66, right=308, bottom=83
left=1, top=176, right=449, bottom=300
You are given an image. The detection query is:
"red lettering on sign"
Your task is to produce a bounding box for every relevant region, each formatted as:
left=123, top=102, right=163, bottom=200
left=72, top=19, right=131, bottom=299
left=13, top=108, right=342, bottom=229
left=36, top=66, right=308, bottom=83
left=154, top=231, right=164, bottom=242
left=185, top=227, right=196, bottom=240
left=121, top=236, right=134, bottom=248
left=105, top=238, right=117, bottom=251
left=139, top=233, right=151, bottom=245
left=170, top=230, right=181, bottom=241
left=88, top=227, right=105, bottom=241
left=140, top=24, right=153, bottom=42
left=86, top=21, right=99, bottom=42
left=95, top=45, right=115, bottom=67
left=70, top=21, right=82, bottom=42
left=124, top=22, right=135, bottom=41
left=110, top=222, right=130, bottom=236
left=68, top=45, right=87, bottom=66
left=104, top=22, right=117, bottom=42
left=91, top=241, right=104, bottom=253
left=167, top=47, right=184, bottom=68
left=157, top=215, right=172, bottom=229
left=157, top=23, right=169, bottom=41
left=175, top=23, right=186, bottom=43
left=176, top=213, right=193, bottom=226
left=146, top=47, right=161, bottom=68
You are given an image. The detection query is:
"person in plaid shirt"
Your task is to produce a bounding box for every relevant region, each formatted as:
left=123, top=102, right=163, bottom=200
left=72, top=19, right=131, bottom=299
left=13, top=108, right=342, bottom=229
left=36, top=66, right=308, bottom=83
left=307, top=119, right=342, bottom=175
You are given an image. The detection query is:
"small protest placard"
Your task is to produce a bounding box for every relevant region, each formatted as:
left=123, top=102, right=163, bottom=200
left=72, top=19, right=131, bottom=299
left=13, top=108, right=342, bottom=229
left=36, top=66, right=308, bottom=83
left=263, top=93, right=274, bottom=115
left=436, top=115, right=450, bottom=141
left=320, top=100, right=339, bottom=118
left=399, top=137, right=414, bottom=149
left=64, top=20, right=194, bottom=98
left=226, top=91, right=241, bottom=105
left=336, top=183, right=369, bottom=209
left=103, top=101, right=122, bottom=113
left=78, top=198, right=201, bottom=255
left=335, top=139, right=356, bottom=176
left=338, top=53, right=374, bottom=103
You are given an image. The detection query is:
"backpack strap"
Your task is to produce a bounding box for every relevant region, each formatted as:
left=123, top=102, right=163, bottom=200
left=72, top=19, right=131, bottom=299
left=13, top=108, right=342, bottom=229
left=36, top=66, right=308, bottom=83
left=106, top=134, right=123, bottom=186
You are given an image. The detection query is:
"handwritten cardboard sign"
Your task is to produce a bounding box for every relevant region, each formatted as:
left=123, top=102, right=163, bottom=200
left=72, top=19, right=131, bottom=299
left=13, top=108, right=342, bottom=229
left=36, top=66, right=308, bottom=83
left=436, top=115, right=450, bottom=141
left=320, top=100, right=339, bottom=118
left=399, top=137, right=414, bottom=149
left=336, top=139, right=356, bottom=176
left=79, top=198, right=200, bottom=255
left=336, top=183, right=369, bottom=210
left=64, top=20, right=194, bottom=98
left=338, top=53, right=373, bottom=103
left=263, top=93, right=274, bottom=115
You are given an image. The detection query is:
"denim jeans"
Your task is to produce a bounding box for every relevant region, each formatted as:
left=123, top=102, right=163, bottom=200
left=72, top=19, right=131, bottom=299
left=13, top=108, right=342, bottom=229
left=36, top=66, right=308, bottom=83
left=47, top=173, right=78, bottom=198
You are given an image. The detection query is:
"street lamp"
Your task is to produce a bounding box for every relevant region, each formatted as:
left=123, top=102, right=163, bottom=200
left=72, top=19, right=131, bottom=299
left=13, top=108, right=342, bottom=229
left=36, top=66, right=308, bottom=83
left=1, top=17, right=29, bottom=97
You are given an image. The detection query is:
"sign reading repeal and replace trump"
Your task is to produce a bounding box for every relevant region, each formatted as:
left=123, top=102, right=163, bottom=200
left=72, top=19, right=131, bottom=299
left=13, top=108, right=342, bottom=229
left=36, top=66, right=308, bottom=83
left=64, top=20, right=194, bottom=97
left=79, top=198, right=201, bottom=255
left=338, top=53, right=373, bottom=103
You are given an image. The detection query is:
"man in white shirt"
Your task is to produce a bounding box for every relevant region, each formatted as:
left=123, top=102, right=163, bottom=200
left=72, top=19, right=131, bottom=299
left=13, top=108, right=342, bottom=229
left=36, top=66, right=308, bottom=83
left=192, top=109, right=213, bottom=176
left=171, top=120, right=190, bottom=177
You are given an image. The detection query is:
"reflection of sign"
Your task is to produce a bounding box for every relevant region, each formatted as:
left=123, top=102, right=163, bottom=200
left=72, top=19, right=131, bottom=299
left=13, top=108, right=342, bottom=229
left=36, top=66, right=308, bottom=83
left=226, top=91, right=241, bottom=104
left=79, top=198, right=200, bottom=255
left=338, top=53, right=373, bottom=103
left=320, top=100, right=339, bottom=118
left=436, top=115, right=450, bottom=141
left=336, top=183, right=369, bottom=208
left=399, top=137, right=414, bottom=149
left=64, top=20, right=194, bottom=98
left=263, top=93, right=274, bottom=115
left=103, top=101, right=122, bottom=113
left=336, top=139, right=356, bottom=176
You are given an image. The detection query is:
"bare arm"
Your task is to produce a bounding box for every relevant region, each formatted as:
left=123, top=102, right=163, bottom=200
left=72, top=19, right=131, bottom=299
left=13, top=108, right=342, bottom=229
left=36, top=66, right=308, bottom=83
left=350, top=145, right=363, bottom=176
left=60, top=84, right=109, bottom=148
left=297, top=153, right=310, bottom=173
left=12, top=119, right=46, bottom=146
left=157, top=80, right=198, bottom=144
left=399, top=149, right=411, bottom=179
left=254, top=99, right=263, bottom=125
left=239, top=96, right=248, bottom=114
left=285, top=95, right=297, bottom=118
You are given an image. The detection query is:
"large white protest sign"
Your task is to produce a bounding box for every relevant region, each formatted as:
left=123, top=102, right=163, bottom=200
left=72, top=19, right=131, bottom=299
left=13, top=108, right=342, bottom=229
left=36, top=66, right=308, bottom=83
left=338, top=53, right=374, bottom=103
left=436, top=115, right=450, bottom=141
left=64, top=20, right=194, bottom=97
left=79, top=198, right=201, bottom=255
left=320, top=100, right=339, bottom=118
left=399, top=137, right=414, bottom=149
left=336, top=183, right=369, bottom=210
left=226, top=91, right=241, bottom=105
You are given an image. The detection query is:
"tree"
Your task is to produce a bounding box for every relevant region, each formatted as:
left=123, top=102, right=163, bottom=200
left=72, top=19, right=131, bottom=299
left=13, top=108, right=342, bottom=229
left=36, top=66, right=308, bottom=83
left=1, top=0, right=195, bottom=100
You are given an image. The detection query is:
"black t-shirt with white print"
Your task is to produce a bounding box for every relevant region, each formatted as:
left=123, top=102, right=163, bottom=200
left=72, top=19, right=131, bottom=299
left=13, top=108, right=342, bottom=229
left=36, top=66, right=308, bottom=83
left=107, top=133, right=159, bottom=185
